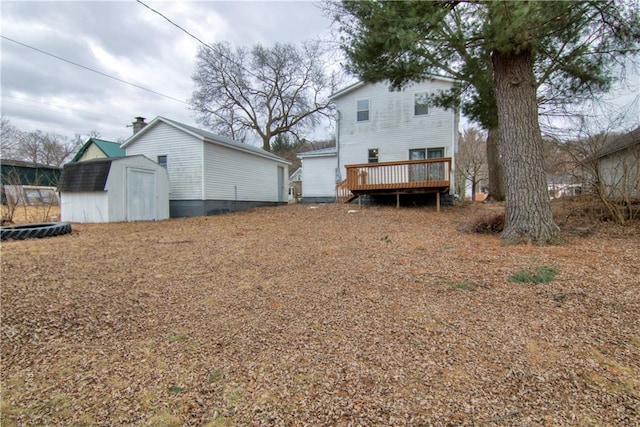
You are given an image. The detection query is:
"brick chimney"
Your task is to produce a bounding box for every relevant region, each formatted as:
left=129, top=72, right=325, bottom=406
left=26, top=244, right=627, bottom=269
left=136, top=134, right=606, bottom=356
left=132, top=117, right=147, bottom=134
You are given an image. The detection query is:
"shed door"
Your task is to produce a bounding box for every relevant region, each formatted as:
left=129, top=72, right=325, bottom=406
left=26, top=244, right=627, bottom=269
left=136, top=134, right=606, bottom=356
left=127, top=168, right=156, bottom=221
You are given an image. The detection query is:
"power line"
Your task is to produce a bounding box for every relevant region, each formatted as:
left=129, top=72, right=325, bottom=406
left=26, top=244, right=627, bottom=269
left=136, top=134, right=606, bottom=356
left=1, top=35, right=188, bottom=105
left=136, top=0, right=217, bottom=52
left=135, top=0, right=259, bottom=80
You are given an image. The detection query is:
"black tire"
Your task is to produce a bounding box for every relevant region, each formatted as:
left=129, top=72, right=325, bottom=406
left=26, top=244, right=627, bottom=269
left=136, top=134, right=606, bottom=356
left=1, top=222, right=72, bottom=241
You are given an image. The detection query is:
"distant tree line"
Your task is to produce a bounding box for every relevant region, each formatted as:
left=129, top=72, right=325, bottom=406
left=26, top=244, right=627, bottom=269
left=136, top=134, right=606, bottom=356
left=0, top=117, right=98, bottom=167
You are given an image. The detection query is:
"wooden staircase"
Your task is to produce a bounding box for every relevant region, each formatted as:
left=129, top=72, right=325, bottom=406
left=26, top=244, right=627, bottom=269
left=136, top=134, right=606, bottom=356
left=335, top=179, right=356, bottom=203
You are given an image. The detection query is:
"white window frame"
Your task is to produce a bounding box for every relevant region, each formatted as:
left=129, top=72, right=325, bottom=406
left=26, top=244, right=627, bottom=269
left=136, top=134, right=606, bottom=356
left=414, top=92, right=430, bottom=116
left=357, top=99, right=370, bottom=122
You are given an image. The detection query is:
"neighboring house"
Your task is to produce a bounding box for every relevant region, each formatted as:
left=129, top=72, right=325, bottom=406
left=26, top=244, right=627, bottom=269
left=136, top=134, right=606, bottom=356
left=288, top=167, right=303, bottom=201
left=58, top=155, right=170, bottom=223
left=298, top=79, right=459, bottom=205
left=547, top=173, right=582, bottom=199
left=0, top=159, right=61, bottom=205
left=297, top=147, right=338, bottom=203
left=70, top=137, right=125, bottom=163
left=592, top=126, right=640, bottom=200
left=121, top=116, right=290, bottom=217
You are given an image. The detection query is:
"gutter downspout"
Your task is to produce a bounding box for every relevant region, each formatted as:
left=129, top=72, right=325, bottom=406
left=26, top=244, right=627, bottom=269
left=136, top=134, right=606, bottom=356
left=335, top=110, right=341, bottom=183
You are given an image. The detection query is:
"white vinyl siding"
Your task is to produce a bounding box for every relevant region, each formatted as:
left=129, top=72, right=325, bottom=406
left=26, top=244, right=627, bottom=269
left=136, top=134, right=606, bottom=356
left=203, top=142, right=288, bottom=202
left=61, top=191, right=109, bottom=223
left=60, top=156, right=169, bottom=223
left=124, top=122, right=203, bottom=200
left=598, top=149, right=639, bottom=199
left=300, top=155, right=337, bottom=198
left=335, top=80, right=457, bottom=188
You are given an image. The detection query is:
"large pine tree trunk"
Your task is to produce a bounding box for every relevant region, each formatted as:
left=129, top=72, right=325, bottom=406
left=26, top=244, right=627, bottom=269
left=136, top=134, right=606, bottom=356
left=492, top=50, right=560, bottom=245
left=486, top=127, right=505, bottom=201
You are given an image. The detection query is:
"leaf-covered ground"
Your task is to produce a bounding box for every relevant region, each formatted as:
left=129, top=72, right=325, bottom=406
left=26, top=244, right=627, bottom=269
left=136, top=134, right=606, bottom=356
left=1, top=202, right=639, bottom=426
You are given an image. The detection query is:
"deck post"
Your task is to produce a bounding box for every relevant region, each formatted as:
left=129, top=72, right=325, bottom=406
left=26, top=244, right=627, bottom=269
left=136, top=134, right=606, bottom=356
left=436, top=191, right=440, bottom=213
left=396, top=191, right=400, bottom=209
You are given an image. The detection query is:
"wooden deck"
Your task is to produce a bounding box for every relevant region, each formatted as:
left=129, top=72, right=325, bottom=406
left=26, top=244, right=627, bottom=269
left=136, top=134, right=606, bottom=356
left=336, top=158, right=452, bottom=208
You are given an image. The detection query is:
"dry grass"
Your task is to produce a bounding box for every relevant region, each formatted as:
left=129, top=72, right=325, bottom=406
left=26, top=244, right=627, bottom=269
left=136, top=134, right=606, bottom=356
left=2, top=204, right=61, bottom=224
left=1, top=202, right=639, bottom=425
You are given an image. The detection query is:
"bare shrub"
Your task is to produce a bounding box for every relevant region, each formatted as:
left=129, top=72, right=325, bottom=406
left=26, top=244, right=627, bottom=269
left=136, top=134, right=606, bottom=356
left=468, top=212, right=505, bottom=234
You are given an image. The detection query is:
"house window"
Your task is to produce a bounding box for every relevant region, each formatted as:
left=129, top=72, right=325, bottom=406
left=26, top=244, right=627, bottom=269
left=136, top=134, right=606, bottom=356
left=157, top=155, right=168, bottom=168
left=368, top=148, right=379, bottom=163
left=357, top=99, right=370, bottom=122
left=414, top=92, right=429, bottom=116
left=427, top=147, right=444, bottom=158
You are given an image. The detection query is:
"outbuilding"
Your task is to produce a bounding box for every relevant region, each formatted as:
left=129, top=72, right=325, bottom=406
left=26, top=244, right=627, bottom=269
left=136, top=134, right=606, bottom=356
left=296, top=147, right=338, bottom=203
left=58, top=155, right=169, bottom=223
left=121, top=116, right=290, bottom=217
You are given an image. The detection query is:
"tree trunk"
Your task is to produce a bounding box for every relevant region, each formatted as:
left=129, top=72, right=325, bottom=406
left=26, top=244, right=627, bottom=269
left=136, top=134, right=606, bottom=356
left=471, top=176, right=477, bottom=201
left=262, top=136, right=271, bottom=152
left=486, top=127, right=505, bottom=201
left=492, top=49, right=560, bottom=245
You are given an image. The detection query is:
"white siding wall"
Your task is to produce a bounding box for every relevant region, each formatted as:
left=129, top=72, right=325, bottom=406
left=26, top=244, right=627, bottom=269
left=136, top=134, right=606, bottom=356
left=125, top=122, right=203, bottom=200
left=301, top=155, right=337, bottom=198
left=60, top=156, right=170, bottom=223
left=336, top=81, right=457, bottom=177
left=203, top=142, right=288, bottom=202
left=106, top=156, right=170, bottom=221
left=598, top=150, right=639, bottom=199
left=60, top=192, right=109, bottom=223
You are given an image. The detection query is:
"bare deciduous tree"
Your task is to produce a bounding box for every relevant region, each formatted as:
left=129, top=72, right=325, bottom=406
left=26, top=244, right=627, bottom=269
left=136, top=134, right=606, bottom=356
left=16, top=130, right=80, bottom=167
left=456, top=127, right=488, bottom=201
left=190, top=41, right=336, bottom=151
left=1, top=116, right=20, bottom=160
left=1, top=117, right=96, bottom=166
left=550, top=102, right=640, bottom=224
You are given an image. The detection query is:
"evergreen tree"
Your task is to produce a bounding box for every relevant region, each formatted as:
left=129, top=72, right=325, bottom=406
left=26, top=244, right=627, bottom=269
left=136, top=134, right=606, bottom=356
left=334, top=0, right=639, bottom=244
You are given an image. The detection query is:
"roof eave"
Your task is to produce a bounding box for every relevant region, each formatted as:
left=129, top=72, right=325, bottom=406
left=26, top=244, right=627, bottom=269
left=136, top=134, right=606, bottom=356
left=329, top=75, right=457, bottom=100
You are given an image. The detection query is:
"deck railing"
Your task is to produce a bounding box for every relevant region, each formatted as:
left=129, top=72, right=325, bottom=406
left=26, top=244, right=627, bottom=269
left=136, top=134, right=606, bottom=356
left=344, top=158, right=452, bottom=192
left=335, top=178, right=353, bottom=203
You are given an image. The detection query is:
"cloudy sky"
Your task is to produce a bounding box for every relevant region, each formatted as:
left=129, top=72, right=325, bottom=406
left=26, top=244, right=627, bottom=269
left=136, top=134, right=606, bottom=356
left=1, top=0, right=336, bottom=142
left=2, top=1, right=638, bottom=146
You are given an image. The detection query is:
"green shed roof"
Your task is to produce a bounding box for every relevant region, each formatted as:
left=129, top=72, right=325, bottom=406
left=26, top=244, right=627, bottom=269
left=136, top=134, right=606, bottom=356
left=70, top=138, right=125, bottom=162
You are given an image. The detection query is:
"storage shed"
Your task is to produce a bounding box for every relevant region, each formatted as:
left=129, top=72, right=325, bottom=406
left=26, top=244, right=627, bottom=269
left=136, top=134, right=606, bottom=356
left=58, top=155, right=169, bottom=223
left=297, top=147, right=338, bottom=203
left=121, top=116, right=290, bottom=217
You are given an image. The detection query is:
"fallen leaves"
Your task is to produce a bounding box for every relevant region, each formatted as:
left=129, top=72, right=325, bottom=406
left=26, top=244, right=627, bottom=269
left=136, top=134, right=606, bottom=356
left=1, top=202, right=639, bottom=425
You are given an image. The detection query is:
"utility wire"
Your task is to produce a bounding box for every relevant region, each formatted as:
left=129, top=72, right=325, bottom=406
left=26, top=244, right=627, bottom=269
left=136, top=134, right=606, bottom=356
left=136, top=0, right=216, bottom=52
left=135, top=0, right=260, bottom=79
left=1, top=35, right=188, bottom=105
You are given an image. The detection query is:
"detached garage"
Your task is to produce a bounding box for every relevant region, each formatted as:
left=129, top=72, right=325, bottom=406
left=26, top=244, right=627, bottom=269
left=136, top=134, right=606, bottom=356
left=58, top=155, right=169, bottom=223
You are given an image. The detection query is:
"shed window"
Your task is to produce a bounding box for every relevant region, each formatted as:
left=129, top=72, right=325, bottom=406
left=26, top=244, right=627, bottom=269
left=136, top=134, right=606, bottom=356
left=357, top=99, right=370, bottom=122
left=414, top=92, right=429, bottom=116
left=368, top=148, right=379, bottom=163
left=157, top=155, right=168, bottom=168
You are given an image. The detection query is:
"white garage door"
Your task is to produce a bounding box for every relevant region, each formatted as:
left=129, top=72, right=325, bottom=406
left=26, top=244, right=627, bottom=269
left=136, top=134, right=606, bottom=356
left=127, top=168, right=156, bottom=221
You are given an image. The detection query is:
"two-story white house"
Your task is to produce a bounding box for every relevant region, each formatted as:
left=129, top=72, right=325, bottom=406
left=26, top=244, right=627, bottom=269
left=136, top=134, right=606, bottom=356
left=298, top=78, right=459, bottom=206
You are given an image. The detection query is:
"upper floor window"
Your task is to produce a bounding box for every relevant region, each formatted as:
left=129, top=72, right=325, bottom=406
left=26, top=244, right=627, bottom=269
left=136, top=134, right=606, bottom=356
left=357, top=99, right=370, bottom=122
left=157, top=155, right=168, bottom=168
left=368, top=148, right=379, bottom=163
left=414, top=92, right=430, bottom=116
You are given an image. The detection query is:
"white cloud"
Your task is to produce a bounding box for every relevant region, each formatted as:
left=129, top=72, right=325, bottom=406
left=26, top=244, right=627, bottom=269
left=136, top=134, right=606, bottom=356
left=1, top=1, right=335, bottom=142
